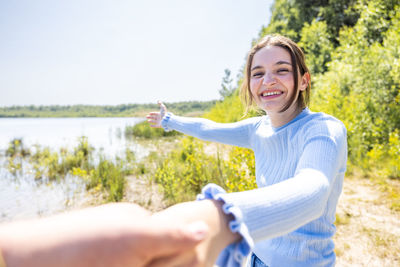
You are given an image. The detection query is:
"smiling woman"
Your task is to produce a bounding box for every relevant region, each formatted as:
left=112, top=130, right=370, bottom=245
left=146, top=34, right=347, bottom=267
left=242, top=35, right=311, bottom=126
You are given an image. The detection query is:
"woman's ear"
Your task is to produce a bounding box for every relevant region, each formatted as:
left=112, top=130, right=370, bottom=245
left=299, top=72, right=310, bottom=91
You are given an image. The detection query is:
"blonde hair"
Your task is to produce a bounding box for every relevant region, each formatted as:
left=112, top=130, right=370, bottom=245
left=240, top=34, right=311, bottom=114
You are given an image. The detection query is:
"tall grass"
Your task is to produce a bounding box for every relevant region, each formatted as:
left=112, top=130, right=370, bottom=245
left=85, top=157, right=126, bottom=202
left=153, top=137, right=257, bottom=206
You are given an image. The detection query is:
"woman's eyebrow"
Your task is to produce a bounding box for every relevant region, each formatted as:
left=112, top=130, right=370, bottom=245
left=251, top=61, right=291, bottom=71
left=275, top=60, right=291, bottom=65
left=251, top=65, right=263, bottom=71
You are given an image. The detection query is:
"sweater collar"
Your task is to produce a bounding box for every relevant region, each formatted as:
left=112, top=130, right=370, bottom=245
left=269, top=107, right=310, bottom=132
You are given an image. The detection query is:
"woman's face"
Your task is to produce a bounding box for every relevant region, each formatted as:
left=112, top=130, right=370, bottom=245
left=249, top=45, right=305, bottom=113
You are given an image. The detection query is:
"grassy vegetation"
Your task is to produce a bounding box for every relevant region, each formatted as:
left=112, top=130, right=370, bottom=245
left=5, top=138, right=30, bottom=175
left=4, top=138, right=135, bottom=202
left=154, top=137, right=223, bottom=204
left=152, top=137, right=257, bottom=206
left=28, top=137, right=94, bottom=181
left=85, top=157, right=126, bottom=202
left=6, top=138, right=30, bottom=157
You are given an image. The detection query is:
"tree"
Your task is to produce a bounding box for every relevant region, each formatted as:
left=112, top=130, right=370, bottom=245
left=219, top=69, right=235, bottom=100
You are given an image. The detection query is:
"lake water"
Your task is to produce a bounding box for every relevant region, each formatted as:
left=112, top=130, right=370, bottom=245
left=0, top=117, right=145, bottom=222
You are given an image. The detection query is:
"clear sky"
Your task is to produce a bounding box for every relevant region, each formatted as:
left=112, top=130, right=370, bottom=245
left=0, top=0, right=272, bottom=107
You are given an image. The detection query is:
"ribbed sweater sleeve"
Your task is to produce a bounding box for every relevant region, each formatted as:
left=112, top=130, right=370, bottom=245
left=161, top=112, right=257, bottom=148
left=222, top=120, right=347, bottom=242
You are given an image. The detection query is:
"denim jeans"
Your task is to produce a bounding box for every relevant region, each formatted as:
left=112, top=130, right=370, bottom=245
left=249, top=253, right=268, bottom=267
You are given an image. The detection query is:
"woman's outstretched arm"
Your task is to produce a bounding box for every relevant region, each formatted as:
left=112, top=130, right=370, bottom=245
left=146, top=101, right=259, bottom=148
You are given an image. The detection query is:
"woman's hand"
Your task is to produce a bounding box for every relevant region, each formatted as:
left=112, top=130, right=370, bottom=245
left=147, top=200, right=241, bottom=267
left=146, top=101, right=168, bottom=128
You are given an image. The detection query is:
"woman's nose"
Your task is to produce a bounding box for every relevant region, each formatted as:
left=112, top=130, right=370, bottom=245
left=262, top=73, right=276, bottom=85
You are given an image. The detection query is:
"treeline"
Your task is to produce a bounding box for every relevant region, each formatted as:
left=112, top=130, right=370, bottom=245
left=0, top=100, right=217, bottom=118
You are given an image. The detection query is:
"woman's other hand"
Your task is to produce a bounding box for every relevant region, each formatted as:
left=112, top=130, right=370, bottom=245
left=146, top=101, right=167, bottom=128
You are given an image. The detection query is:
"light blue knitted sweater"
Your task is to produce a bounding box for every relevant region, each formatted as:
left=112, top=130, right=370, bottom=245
left=161, top=108, right=347, bottom=267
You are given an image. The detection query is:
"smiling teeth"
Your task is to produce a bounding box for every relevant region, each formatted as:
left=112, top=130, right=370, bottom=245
left=262, top=91, right=281, bottom=96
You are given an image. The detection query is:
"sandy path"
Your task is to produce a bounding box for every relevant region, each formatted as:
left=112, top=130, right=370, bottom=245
left=125, top=174, right=166, bottom=212
left=334, top=177, right=400, bottom=266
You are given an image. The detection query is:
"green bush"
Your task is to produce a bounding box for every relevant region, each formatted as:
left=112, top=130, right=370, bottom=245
left=299, top=19, right=333, bottom=75
left=5, top=138, right=30, bottom=175
left=311, top=2, right=400, bottom=176
left=87, top=157, right=126, bottom=202
left=204, top=92, right=245, bottom=123
left=153, top=137, right=257, bottom=205
left=125, top=121, right=181, bottom=139
left=154, top=137, right=222, bottom=205
left=6, top=138, right=30, bottom=157
left=224, top=147, right=257, bottom=192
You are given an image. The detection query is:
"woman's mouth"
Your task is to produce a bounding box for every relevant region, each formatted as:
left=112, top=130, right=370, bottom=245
left=260, top=90, right=283, bottom=99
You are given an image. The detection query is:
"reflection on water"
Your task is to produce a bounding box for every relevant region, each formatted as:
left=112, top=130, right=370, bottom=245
left=0, top=117, right=145, bottom=222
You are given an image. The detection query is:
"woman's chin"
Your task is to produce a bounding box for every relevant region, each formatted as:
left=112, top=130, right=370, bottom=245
left=256, top=103, right=283, bottom=114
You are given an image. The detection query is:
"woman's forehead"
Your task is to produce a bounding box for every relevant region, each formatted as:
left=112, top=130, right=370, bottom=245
left=252, top=45, right=292, bottom=66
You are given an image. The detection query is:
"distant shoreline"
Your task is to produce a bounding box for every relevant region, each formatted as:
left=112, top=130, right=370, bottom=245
left=0, top=100, right=217, bottom=118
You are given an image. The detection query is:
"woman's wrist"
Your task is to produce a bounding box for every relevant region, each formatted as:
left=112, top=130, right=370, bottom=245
left=209, top=199, right=241, bottom=246
left=197, top=183, right=254, bottom=265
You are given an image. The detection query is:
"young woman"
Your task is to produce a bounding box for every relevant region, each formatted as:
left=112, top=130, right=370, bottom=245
left=147, top=34, right=347, bottom=267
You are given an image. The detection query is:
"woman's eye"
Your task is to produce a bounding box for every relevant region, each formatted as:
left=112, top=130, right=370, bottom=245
left=252, top=72, right=263, bottom=77
left=277, top=69, right=289, bottom=74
